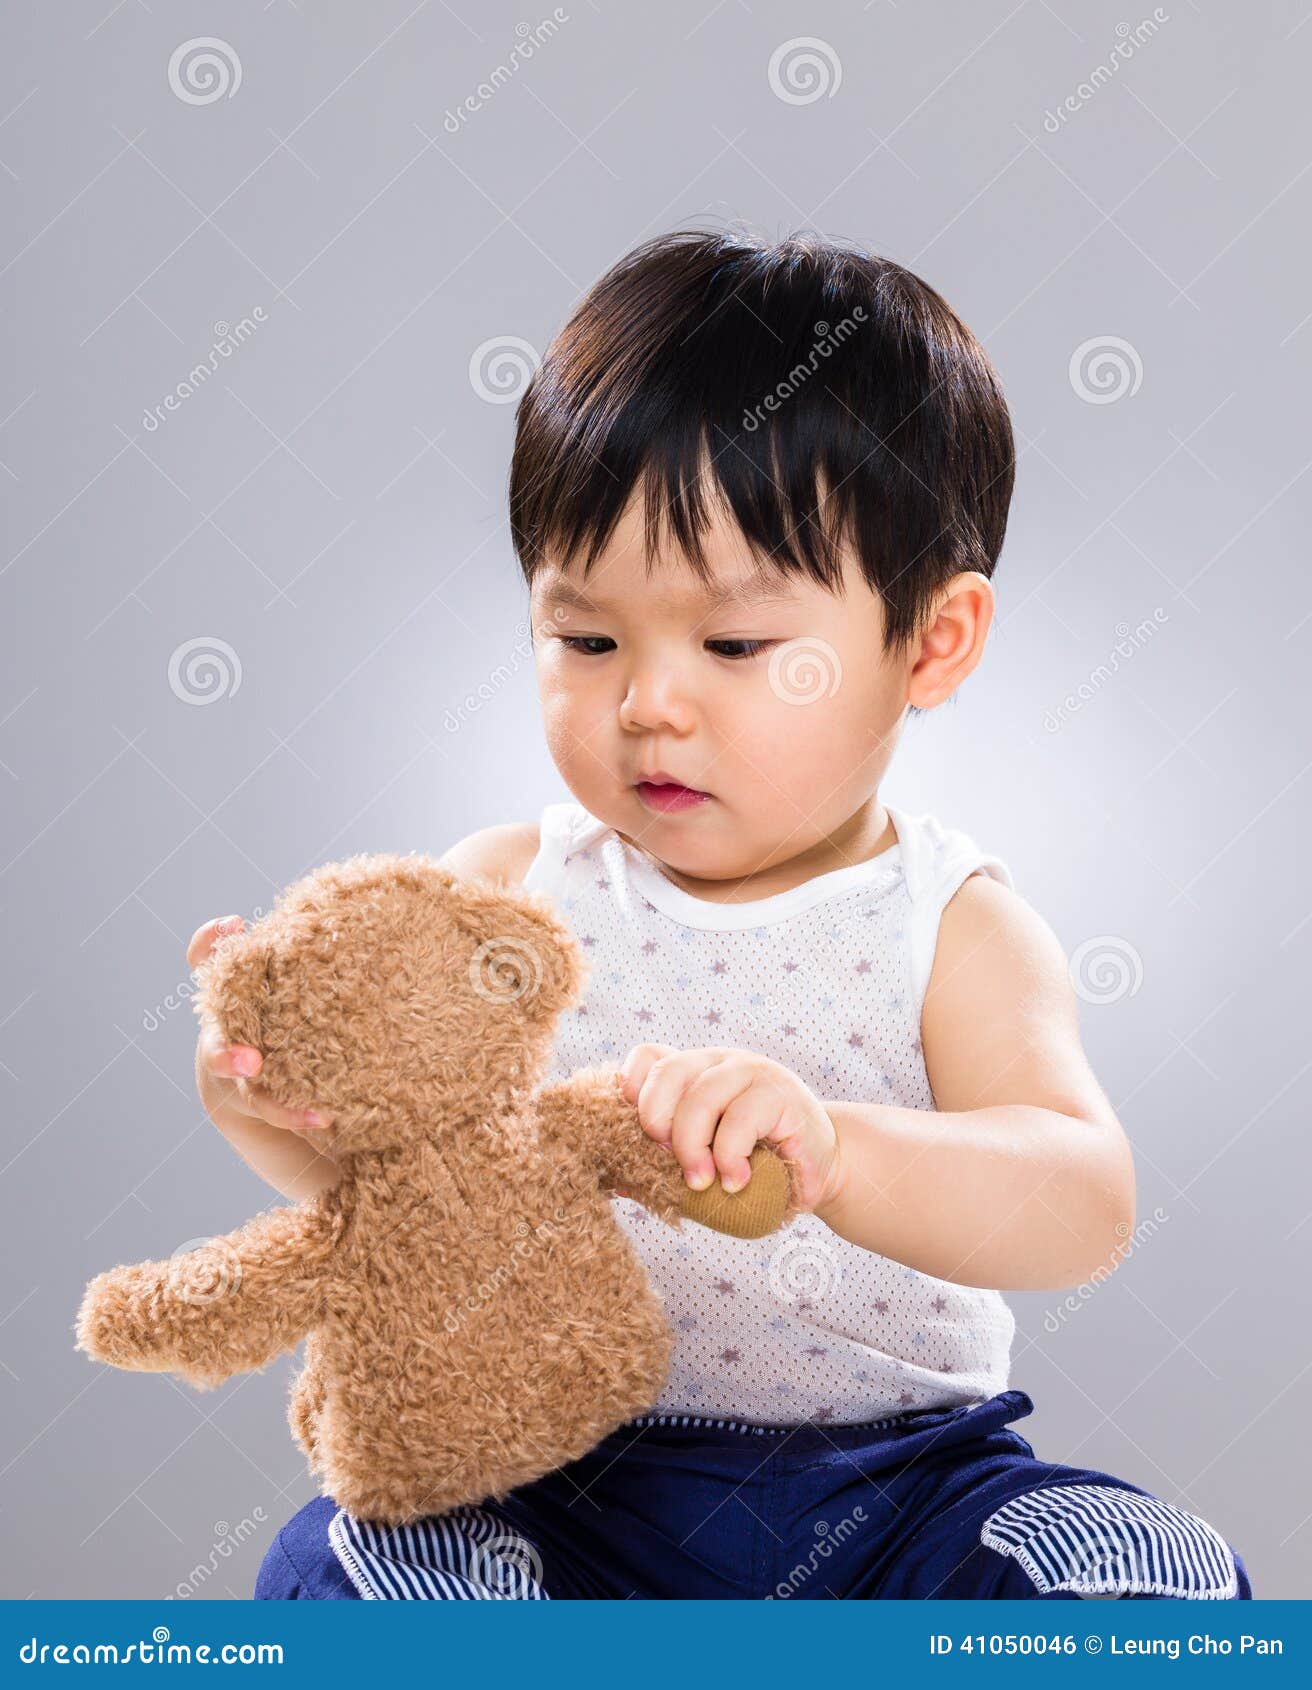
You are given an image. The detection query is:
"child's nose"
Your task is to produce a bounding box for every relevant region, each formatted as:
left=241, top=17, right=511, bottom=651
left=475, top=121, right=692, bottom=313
left=618, top=668, right=697, bottom=734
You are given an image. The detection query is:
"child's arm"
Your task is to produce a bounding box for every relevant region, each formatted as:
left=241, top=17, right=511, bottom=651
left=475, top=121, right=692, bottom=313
left=75, top=1195, right=344, bottom=1388
left=816, top=875, right=1135, bottom=1291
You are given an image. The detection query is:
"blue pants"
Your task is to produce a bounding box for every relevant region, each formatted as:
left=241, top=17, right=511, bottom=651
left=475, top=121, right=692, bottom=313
left=256, top=1389, right=1252, bottom=1600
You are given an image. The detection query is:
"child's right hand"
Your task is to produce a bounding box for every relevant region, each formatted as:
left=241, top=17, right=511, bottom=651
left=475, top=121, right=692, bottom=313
left=188, top=915, right=335, bottom=1149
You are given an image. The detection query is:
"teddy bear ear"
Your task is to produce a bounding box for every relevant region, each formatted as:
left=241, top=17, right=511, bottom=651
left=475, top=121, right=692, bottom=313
left=192, top=929, right=275, bottom=1053
left=452, top=883, right=587, bottom=1016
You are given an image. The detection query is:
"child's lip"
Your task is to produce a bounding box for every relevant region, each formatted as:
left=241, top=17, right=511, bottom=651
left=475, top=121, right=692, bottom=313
left=633, top=769, right=709, bottom=793
left=634, top=779, right=712, bottom=813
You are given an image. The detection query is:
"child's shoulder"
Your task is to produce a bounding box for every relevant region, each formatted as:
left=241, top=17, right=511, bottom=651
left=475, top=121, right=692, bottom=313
left=928, top=870, right=1074, bottom=1033
left=438, top=821, right=540, bottom=888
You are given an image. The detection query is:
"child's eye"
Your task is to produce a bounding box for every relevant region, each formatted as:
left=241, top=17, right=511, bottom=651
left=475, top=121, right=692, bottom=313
left=558, top=635, right=616, bottom=656
left=557, top=635, right=772, bottom=661
left=706, top=639, right=773, bottom=660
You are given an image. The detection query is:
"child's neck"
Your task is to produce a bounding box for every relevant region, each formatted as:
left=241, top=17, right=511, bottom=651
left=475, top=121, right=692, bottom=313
left=633, top=795, right=895, bottom=906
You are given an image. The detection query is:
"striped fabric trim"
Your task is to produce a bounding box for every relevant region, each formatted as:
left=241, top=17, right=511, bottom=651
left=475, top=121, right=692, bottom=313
left=624, top=1410, right=917, bottom=1435
left=981, top=1483, right=1238, bottom=1600
left=328, top=1505, right=550, bottom=1600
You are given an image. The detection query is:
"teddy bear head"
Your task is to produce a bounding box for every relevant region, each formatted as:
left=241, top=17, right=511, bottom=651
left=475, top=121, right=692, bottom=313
left=192, top=854, right=586, bottom=1155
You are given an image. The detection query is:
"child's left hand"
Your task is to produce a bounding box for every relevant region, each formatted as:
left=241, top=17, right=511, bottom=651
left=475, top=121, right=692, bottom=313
left=619, top=1044, right=844, bottom=1216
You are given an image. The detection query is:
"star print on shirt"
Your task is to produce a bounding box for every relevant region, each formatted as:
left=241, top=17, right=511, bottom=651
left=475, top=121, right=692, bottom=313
left=848, top=1032, right=864, bottom=1048
left=932, top=1295, right=948, bottom=1313
left=855, top=958, right=872, bottom=974
left=711, top=959, right=727, bottom=974
left=713, top=1279, right=736, bottom=1295
left=642, top=939, right=658, bottom=954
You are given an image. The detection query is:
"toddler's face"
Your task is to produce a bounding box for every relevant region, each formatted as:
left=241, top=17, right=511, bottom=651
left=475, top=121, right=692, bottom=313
left=529, top=498, right=912, bottom=885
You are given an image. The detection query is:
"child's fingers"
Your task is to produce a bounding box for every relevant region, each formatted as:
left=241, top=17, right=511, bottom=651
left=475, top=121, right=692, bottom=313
left=619, top=1042, right=674, bottom=1106
left=243, top=1081, right=331, bottom=1136
left=707, top=1094, right=770, bottom=1194
left=628, top=1049, right=687, bottom=1144
left=200, top=1031, right=330, bottom=1134
left=201, top=1031, right=262, bottom=1081
left=669, top=1063, right=753, bottom=1190
left=186, top=914, right=243, bottom=968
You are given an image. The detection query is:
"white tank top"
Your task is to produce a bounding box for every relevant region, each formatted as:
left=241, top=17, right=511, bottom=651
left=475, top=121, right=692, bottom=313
left=522, top=799, right=1017, bottom=1424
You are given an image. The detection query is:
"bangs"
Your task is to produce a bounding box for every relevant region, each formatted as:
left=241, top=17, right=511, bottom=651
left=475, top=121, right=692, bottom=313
left=509, top=229, right=1014, bottom=652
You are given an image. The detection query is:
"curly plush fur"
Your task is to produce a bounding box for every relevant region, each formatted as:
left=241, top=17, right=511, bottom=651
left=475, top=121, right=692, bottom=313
left=75, top=854, right=798, bottom=1525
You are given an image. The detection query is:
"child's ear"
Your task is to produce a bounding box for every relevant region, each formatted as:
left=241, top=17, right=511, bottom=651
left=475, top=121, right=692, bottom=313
left=193, top=929, right=275, bottom=1053
left=907, top=570, right=993, bottom=708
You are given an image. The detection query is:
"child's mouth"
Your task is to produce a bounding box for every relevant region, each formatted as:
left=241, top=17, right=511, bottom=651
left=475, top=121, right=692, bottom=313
left=634, top=781, right=711, bottom=813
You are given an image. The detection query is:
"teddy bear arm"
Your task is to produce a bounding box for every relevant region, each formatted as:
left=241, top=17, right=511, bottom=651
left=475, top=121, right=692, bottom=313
left=532, top=1067, right=797, bottom=1239
left=532, top=1067, right=687, bottom=1224
left=75, top=1196, right=341, bottom=1389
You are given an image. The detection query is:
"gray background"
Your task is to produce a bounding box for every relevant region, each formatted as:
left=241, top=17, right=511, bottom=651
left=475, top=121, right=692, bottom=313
left=2, top=0, right=1308, bottom=1600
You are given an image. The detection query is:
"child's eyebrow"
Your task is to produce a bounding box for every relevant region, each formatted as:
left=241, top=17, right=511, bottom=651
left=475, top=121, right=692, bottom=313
left=540, top=576, right=798, bottom=614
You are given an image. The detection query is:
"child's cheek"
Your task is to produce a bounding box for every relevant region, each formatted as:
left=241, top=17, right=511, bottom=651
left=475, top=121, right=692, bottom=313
left=542, top=692, right=621, bottom=808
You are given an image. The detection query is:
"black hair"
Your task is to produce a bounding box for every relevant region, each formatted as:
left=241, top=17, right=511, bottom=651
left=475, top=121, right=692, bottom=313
left=509, top=227, right=1014, bottom=655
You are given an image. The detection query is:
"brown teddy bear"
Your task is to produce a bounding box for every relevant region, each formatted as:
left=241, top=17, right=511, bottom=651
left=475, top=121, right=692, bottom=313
left=75, top=853, right=797, bottom=1525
